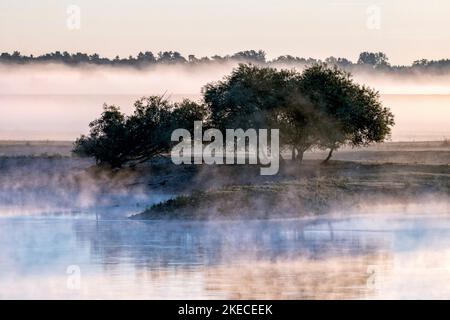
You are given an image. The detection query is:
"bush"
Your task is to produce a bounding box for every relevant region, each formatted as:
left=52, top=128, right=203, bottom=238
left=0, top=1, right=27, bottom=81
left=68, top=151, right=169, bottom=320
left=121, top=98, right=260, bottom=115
left=73, top=96, right=207, bottom=168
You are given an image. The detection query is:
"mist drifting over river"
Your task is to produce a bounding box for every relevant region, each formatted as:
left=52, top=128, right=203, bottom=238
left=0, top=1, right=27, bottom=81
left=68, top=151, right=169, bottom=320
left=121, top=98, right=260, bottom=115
left=1, top=63, right=450, bottom=140
left=0, top=61, right=449, bottom=300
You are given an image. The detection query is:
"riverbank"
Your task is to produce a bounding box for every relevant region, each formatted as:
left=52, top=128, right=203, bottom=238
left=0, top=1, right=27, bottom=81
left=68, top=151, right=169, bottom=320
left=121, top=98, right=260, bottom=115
left=132, top=160, right=449, bottom=220
left=1, top=140, right=449, bottom=220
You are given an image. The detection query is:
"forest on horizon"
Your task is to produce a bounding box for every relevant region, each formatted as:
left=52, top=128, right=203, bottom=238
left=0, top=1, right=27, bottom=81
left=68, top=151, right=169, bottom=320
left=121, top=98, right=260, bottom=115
left=2, top=50, right=450, bottom=74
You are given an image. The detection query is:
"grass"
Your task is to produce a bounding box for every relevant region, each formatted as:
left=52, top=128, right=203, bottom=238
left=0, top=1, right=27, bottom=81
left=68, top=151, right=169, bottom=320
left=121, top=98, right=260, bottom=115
left=132, top=161, right=450, bottom=220
left=1, top=140, right=448, bottom=221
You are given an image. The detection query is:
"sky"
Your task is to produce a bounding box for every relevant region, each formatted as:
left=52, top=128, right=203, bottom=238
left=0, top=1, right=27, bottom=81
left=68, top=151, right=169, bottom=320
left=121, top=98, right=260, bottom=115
left=0, top=0, right=449, bottom=65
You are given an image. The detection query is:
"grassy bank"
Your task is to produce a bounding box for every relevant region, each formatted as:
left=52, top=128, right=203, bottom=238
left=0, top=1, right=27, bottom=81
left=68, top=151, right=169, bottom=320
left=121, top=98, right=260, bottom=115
left=132, top=160, right=450, bottom=220
left=1, top=140, right=448, bottom=220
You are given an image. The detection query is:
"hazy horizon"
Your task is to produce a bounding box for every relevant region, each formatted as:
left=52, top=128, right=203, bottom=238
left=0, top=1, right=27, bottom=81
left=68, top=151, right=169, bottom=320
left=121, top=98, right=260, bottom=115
left=1, top=62, right=450, bottom=141
left=1, top=0, right=450, bottom=140
left=1, top=0, right=449, bottom=65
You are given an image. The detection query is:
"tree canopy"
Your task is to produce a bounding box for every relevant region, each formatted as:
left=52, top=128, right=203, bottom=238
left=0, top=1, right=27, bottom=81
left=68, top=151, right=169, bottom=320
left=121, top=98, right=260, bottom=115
left=73, top=97, right=207, bottom=168
left=203, top=64, right=296, bottom=131
left=203, top=63, right=394, bottom=161
left=357, top=51, right=390, bottom=67
left=298, top=64, right=394, bottom=161
left=74, top=63, right=394, bottom=167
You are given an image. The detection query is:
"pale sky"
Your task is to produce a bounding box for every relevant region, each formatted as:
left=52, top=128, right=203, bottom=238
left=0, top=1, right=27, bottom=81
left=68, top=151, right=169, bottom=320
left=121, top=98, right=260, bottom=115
left=0, top=0, right=449, bottom=65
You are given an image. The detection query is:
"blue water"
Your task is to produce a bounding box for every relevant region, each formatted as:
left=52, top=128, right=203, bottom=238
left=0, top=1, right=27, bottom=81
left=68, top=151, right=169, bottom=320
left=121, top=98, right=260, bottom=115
left=1, top=206, right=450, bottom=299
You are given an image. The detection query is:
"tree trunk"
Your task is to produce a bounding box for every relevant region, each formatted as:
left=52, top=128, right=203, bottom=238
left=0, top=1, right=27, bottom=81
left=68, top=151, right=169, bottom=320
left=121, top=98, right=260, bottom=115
left=297, top=149, right=304, bottom=163
left=291, top=147, right=296, bottom=161
left=292, top=145, right=305, bottom=164
left=322, top=148, right=334, bottom=164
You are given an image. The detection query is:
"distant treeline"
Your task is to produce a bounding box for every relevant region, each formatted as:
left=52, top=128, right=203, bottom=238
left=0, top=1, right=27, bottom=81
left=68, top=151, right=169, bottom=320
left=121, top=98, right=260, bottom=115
left=2, top=49, right=450, bottom=74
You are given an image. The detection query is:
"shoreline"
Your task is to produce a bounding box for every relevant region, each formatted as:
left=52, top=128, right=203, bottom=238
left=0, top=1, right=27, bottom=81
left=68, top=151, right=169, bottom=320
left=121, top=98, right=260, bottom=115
left=1, top=140, right=449, bottom=221
left=131, top=160, right=449, bottom=220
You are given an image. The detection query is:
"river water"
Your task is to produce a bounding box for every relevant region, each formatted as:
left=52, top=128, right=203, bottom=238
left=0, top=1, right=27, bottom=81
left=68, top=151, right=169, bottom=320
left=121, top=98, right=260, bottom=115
left=1, top=204, right=450, bottom=299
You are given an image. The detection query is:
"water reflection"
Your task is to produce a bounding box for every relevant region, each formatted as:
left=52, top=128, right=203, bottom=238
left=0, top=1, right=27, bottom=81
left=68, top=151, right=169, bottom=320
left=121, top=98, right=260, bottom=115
left=4, top=210, right=450, bottom=299
left=75, top=218, right=388, bottom=268
left=0, top=212, right=440, bottom=299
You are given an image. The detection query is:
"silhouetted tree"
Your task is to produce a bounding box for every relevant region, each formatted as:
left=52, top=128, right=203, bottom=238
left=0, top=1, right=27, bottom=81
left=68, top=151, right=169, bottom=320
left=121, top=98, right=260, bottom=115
left=299, top=64, right=394, bottom=162
left=74, top=96, right=207, bottom=168
left=357, top=52, right=389, bottom=67
left=203, top=64, right=292, bottom=131
left=203, top=64, right=394, bottom=163
left=137, top=51, right=156, bottom=65
left=203, top=64, right=318, bottom=161
left=74, top=63, right=394, bottom=168
left=325, top=56, right=352, bottom=68
left=157, top=51, right=187, bottom=64
left=231, top=50, right=266, bottom=63
left=74, top=105, right=129, bottom=168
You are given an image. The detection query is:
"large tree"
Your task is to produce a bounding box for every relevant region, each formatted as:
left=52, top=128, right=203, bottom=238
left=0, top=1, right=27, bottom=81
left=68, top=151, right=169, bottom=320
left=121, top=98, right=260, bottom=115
left=203, top=64, right=315, bottom=160
left=272, top=93, right=323, bottom=162
left=203, top=63, right=394, bottom=163
left=73, top=96, right=207, bottom=168
left=75, top=64, right=394, bottom=168
left=298, top=64, right=395, bottom=162
left=203, top=63, right=299, bottom=130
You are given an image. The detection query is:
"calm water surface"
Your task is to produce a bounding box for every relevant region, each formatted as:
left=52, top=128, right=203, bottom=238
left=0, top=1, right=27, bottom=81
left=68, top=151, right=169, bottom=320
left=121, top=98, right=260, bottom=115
left=1, top=205, right=450, bottom=299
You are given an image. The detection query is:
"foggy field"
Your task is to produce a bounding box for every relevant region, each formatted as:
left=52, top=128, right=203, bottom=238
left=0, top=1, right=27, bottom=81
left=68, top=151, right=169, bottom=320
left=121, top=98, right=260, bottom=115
left=0, top=140, right=74, bottom=157
left=0, top=140, right=448, bottom=220
left=1, top=139, right=449, bottom=160
left=305, top=140, right=450, bottom=165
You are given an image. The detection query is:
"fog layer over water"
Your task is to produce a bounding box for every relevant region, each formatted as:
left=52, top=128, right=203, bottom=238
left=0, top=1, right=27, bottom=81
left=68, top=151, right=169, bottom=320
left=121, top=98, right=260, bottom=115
left=1, top=64, right=450, bottom=140
left=1, top=64, right=450, bottom=299
left=1, top=210, right=450, bottom=299
left=0, top=153, right=449, bottom=299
